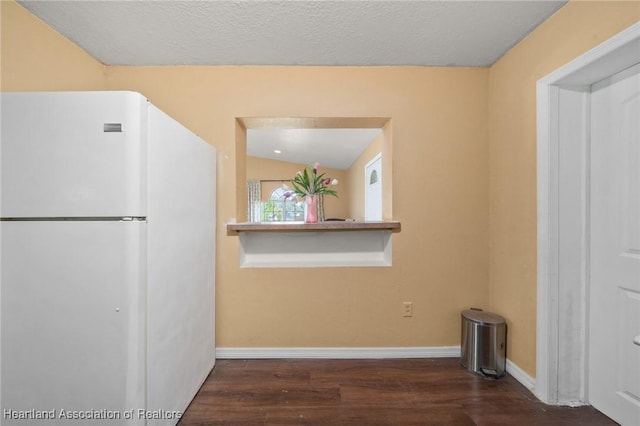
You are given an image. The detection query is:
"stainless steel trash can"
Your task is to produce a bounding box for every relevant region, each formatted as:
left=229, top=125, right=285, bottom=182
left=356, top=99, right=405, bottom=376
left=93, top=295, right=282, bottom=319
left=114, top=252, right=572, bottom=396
left=461, top=309, right=506, bottom=378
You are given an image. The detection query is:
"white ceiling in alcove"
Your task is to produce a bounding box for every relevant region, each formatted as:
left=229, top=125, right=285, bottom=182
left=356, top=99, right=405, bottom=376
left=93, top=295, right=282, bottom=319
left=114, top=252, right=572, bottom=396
left=248, top=128, right=382, bottom=170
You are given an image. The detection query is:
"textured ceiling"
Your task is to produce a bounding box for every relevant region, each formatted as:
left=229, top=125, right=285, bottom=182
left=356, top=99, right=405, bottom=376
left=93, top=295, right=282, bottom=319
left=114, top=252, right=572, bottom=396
left=16, top=0, right=567, bottom=168
left=18, top=0, right=567, bottom=67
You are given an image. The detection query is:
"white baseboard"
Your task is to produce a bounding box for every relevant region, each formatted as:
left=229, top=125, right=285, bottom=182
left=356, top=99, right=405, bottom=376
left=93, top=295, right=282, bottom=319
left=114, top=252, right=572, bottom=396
left=215, top=347, right=537, bottom=394
left=216, top=346, right=461, bottom=359
left=506, top=358, right=536, bottom=391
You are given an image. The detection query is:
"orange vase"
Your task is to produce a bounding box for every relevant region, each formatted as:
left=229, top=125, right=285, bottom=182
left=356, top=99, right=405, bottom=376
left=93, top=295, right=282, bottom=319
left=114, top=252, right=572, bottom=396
left=305, top=194, right=319, bottom=223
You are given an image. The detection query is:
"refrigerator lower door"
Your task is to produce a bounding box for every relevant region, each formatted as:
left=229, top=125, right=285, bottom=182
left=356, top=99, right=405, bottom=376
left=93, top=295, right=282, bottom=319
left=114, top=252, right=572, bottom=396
left=1, top=220, right=146, bottom=425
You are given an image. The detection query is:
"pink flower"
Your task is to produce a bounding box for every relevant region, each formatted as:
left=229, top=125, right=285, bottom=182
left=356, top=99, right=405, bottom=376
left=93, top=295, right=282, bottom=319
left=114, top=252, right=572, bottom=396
left=313, top=161, right=320, bottom=172
left=324, top=178, right=331, bottom=185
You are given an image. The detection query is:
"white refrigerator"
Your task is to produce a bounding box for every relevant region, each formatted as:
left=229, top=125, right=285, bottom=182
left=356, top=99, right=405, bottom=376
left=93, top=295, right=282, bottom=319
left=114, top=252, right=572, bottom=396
left=0, top=91, right=216, bottom=425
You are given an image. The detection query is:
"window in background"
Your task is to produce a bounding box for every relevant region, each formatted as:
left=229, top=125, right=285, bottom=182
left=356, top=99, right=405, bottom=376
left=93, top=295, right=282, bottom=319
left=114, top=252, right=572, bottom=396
left=261, top=186, right=304, bottom=222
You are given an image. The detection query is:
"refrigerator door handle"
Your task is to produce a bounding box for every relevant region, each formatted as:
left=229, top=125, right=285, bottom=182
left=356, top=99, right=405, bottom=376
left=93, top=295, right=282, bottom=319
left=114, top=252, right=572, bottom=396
left=104, top=123, right=123, bottom=132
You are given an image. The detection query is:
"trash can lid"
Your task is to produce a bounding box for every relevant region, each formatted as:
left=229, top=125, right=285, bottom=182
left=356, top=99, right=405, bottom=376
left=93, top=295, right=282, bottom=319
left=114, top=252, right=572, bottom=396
left=461, top=309, right=505, bottom=325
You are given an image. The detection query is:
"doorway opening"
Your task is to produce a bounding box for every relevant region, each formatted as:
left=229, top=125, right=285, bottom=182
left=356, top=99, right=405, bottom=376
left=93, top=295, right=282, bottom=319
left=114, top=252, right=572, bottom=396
left=536, top=22, right=640, bottom=407
left=365, top=152, right=383, bottom=221
left=235, top=117, right=393, bottom=223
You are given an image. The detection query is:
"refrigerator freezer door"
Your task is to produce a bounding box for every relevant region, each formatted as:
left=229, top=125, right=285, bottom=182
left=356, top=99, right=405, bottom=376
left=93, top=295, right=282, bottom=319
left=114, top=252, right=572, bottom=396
left=1, top=92, right=147, bottom=218
left=1, top=221, right=146, bottom=425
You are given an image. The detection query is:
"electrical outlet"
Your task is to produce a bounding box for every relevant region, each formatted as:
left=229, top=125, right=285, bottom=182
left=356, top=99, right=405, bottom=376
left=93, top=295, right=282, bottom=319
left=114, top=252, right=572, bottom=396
left=402, top=302, right=413, bottom=317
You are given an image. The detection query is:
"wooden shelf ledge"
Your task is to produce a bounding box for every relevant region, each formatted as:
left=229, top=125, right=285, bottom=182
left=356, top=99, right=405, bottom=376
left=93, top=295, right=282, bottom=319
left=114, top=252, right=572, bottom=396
left=227, top=221, right=401, bottom=235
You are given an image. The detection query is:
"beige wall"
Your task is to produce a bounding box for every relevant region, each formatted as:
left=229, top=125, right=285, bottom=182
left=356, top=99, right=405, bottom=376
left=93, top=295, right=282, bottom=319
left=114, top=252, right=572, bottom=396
left=488, top=1, right=640, bottom=376
left=2, top=0, right=491, bottom=347
left=346, top=133, right=383, bottom=221
left=4, top=0, right=639, bottom=379
left=0, top=0, right=106, bottom=90
left=246, top=156, right=349, bottom=219
left=98, top=65, right=490, bottom=348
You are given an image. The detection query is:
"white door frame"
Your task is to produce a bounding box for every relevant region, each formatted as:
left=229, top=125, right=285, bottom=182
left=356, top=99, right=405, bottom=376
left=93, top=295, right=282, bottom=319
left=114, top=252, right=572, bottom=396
left=536, top=22, right=640, bottom=405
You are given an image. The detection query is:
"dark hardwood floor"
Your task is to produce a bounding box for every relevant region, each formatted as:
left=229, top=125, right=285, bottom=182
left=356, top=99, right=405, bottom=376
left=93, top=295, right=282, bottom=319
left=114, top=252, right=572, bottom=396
left=178, top=358, right=615, bottom=425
